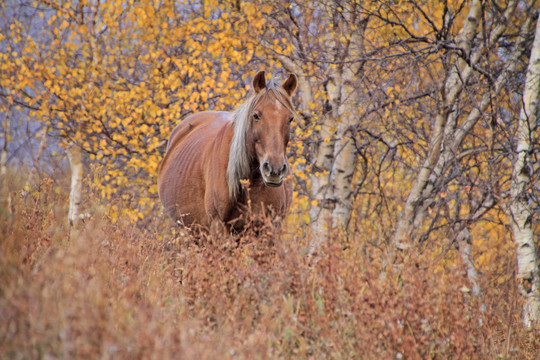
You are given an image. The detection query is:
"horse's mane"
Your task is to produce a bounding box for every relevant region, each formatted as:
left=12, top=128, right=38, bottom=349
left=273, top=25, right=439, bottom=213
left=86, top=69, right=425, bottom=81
left=227, top=81, right=295, bottom=200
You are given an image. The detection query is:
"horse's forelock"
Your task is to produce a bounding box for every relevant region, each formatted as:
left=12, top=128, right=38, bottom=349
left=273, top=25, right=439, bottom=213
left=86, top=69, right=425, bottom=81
left=227, top=82, right=295, bottom=200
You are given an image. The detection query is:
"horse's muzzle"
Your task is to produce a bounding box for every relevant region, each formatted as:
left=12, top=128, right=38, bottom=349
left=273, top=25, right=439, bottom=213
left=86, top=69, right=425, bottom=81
left=261, top=160, right=286, bottom=187
left=263, top=178, right=283, bottom=187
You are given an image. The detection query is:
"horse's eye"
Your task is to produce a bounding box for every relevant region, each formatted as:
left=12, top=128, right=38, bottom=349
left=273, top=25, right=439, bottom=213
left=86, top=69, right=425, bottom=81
left=253, top=113, right=260, bottom=121
left=288, top=117, right=294, bottom=123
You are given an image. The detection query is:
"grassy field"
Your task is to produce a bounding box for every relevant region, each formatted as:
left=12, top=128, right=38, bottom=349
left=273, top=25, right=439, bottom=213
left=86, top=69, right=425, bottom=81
left=1, top=172, right=538, bottom=359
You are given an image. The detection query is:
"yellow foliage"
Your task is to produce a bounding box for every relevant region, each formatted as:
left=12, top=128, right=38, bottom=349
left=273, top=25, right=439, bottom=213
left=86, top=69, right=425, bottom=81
left=2, top=0, right=269, bottom=220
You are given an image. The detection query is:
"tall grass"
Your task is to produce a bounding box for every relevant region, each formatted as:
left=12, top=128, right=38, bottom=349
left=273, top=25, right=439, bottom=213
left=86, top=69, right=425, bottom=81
left=1, top=171, right=538, bottom=359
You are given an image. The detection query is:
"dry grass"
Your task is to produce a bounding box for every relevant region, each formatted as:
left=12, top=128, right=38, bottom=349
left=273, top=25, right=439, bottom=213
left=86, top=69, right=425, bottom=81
left=1, top=172, right=538, bottom=359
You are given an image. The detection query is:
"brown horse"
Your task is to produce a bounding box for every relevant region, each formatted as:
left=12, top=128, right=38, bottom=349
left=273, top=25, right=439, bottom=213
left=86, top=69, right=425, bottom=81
left=158, top=71, right=297, bottom=233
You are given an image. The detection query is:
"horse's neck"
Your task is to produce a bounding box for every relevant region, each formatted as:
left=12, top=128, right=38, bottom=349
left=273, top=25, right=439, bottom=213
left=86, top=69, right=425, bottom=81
left=219, top=118, right=236, bottom=165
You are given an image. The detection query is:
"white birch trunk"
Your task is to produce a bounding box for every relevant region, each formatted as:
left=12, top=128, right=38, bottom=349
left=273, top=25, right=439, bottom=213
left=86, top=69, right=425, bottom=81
left=456, top=228, right=484, bottom=310
left=0, top=145, right=7, bottom=179
left=330, top=100, right=357, bottom=229
left=309, top=74, right=340, bottom=247
left=508, top=11, right=540, bottom=328
left=67, top=144, right=83, bottom=235
left=65, top=2, right=96, bottom=237
left=330, top=12, right=366, bottom=230
left=1, top=106, right=12, bottom=218
left=0, top=112, right=8, bottom=179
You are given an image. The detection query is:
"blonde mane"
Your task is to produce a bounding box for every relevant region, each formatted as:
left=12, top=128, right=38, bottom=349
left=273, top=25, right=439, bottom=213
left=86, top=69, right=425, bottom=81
left=226, top=82, right=295, bottom=200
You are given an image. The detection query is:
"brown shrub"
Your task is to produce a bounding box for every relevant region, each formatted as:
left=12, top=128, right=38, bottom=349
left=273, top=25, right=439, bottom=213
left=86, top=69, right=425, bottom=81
left=1, top=173, right=538, bottom=359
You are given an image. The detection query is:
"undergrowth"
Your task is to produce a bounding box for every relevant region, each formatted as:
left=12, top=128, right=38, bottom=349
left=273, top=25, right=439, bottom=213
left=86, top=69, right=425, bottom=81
left=0, top=172, right=538, bottom=359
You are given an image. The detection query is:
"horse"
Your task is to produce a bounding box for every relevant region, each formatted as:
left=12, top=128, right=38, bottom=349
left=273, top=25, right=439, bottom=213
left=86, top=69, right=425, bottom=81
left=158, top=71, right=298, bottom=234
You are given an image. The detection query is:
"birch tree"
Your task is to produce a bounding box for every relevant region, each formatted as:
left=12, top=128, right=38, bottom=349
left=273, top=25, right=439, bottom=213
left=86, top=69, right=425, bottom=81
left=391, top=0, right=527, bottom=248
left=263, top=0, right=370, bottom=251
left=0, top=104, right=12, bottom=217
left=67, top=145, right=83, bottom=233
left=371, top=0, right=539, bottom=323
left=507, top=10, right=540, bottom=327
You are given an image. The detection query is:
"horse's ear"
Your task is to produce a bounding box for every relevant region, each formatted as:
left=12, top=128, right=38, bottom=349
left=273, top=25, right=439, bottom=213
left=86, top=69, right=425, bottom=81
left=282, top=73, right=298, bottom=97
left=252, top=71, right=266, bottom=93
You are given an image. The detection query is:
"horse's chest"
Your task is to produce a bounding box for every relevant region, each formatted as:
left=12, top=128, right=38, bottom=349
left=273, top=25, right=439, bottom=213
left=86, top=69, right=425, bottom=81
left=244, top=187, right=287, bottom=215
left=221, top=187, right=286, bottom=232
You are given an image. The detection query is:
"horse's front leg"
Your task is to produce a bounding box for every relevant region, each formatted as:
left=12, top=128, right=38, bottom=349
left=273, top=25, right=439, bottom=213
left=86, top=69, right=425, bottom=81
left=210, top=218, right=239, bottom=253
left=209, top=218, right=227, bottom=236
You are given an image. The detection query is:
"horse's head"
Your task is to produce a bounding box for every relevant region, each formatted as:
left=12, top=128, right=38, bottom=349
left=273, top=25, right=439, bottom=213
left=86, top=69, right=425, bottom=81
left=247, top=71, right=297, bottom=187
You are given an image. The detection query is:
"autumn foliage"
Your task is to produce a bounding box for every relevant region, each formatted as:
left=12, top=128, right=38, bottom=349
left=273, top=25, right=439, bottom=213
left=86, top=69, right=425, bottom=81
left=2, top=0, right=271, bottom=220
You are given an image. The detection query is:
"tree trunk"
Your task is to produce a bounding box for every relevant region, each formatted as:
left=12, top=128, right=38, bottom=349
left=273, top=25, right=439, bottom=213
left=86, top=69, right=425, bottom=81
left=508, top=10, right=540, bottom=328
left=330, top=101, right=357, bottom=229
left=330, top=14, right=366, bottom=230
left=1, top=105, right=12, bottom=219
left=309, top=72, right=362, bottom=249
left=67, top=144, right=83, bottom=237
left=456, top=227, right=485, bottom=312
left=309, top=74, right=339, bottom=248
left=1, top=111, right=9, bottom=179
left=310, top=9, right=367, bottom=249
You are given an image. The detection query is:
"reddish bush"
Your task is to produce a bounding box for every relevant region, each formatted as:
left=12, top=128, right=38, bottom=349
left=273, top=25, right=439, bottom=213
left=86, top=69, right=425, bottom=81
left=0, top=175, right=538, bottom=359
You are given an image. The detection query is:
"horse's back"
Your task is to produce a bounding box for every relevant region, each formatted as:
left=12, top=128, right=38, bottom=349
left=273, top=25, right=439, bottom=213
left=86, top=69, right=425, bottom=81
left=164, top=111, right=229, bottom=152
left=158, top=111, right=230, bottom=226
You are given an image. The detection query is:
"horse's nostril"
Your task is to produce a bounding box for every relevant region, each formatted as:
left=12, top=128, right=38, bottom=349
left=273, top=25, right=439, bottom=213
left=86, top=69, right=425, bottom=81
left=262, top=161, right=286, bottom=178
left=262, top=161, right=271, bottom=174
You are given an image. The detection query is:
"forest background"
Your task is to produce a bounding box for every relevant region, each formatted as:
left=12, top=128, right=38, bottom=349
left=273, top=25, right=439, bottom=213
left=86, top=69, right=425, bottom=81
left=1, top=0, right=539, bottom=358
